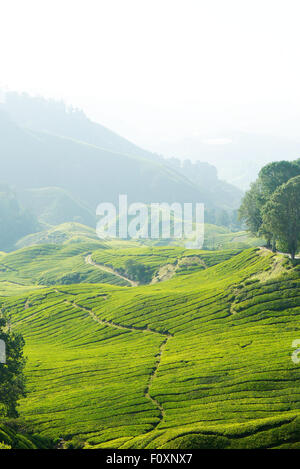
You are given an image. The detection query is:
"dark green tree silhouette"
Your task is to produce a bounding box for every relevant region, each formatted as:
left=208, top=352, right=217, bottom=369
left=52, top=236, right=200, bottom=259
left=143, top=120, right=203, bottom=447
left=262, top=176, right=300, bottom=259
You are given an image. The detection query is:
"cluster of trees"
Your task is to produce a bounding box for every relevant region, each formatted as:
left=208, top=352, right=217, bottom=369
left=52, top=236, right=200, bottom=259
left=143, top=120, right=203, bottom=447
left=206, top=207, right=242, bottom=230
left=124, top=259, right=152, bottom=284
left=0, top=315, right=26, bottom=418
left=239, top=160, right=300, bottom=259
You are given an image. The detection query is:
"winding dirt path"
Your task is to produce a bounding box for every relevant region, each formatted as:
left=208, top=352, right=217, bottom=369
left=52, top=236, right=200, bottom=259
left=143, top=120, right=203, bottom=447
left=260, top=247, right=300, bottom=259
left=85, top=255, right=138, bottom=287
left=145, top=337, right=169, bottom=423
left=63, top=293, right=172, bottom=431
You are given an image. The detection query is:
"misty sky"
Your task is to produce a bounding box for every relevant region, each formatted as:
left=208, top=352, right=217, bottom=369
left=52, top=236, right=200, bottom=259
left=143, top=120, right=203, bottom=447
left=1, top=0, right=300, bottom=148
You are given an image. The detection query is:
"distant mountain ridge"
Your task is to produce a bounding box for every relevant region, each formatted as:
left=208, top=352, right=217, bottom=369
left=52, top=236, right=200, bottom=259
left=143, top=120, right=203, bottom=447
left=152, top=132, right=300, bottom=189
left=2, top=91, right=160, bottom=162
left=0, top=92, right=243, bottom=241
left=0, top=109, right=203, bottom=206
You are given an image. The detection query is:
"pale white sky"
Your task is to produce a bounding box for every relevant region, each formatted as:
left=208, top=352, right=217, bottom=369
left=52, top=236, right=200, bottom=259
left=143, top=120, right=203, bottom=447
left=1, top=0, right=300, bottom=146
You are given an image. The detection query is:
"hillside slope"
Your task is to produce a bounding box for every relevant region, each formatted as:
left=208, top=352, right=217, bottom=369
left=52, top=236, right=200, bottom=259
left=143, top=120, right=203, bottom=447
left=0, top=111, right=209, bottom=210
left=2, top=248, right=300, bottom=448
left=15, top=222, right=99, bottom=248
left=20, top=187, right=95, bottom=228
left=0, top=95, right=242, bottom=213
left=0, top=238, right=131, bottom=289
left=2, top=91, right=160, bottom=163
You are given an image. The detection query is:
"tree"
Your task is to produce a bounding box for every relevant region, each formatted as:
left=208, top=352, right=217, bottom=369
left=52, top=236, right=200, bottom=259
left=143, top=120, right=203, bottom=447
left=0, top=315, right=26, bottom=418
left=262, top=176, right=300, bottom=259
left=259, top=161, right=300, bottom=196
left=239, top=160, right=300, bottom=248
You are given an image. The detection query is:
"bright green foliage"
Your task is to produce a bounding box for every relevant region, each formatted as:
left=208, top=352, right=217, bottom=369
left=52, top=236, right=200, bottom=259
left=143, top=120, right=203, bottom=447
left=0, top=242, right=128, bottom=288
left=0, top=442, right=11, bottom=449
left=0, top=242, right=241, bottom=297
left=2, top=247, right=300, bottom=448
left=92, top=246, right=182, bottom=277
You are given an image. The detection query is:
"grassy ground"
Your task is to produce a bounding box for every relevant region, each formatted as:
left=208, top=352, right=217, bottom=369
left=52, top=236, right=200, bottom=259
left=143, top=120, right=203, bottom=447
left=1, top=246, right=300, bottom=448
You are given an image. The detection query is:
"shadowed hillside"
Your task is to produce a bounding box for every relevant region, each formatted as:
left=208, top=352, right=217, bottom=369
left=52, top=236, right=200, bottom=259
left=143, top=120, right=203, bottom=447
left=0, top=94, right=242, bottom=214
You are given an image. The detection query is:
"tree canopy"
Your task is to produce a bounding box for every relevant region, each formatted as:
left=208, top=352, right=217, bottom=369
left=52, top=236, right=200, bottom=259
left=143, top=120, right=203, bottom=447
left=259, top=161, right=300, bottom=196
left=239, top=160, right=300, bottom=257
left=262, top=176, right=300, bottom=259
left=124, top=259, right=152, bottom=284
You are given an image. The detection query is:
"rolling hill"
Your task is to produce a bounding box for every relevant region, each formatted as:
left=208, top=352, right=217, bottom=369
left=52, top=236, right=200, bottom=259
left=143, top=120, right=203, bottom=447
left=1, top=246, right=300, bottom=449
left=15, top=222, right=100, bottom=249
left=0, top=227, right=261, bottom=291
left=0, top=238, right=131, bottom=289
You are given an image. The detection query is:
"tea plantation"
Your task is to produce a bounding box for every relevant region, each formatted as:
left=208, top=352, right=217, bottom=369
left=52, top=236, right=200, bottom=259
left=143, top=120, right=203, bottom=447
left=1, top=245, right=300, bottom=448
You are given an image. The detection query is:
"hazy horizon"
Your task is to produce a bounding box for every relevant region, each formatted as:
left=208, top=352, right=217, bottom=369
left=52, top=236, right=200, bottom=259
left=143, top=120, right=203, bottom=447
left=2, top=0, right=300, bottom=154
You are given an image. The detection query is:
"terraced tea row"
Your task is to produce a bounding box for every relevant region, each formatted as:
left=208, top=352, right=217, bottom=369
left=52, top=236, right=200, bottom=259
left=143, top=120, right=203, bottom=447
left=2, top=285, right=174, bottom=445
